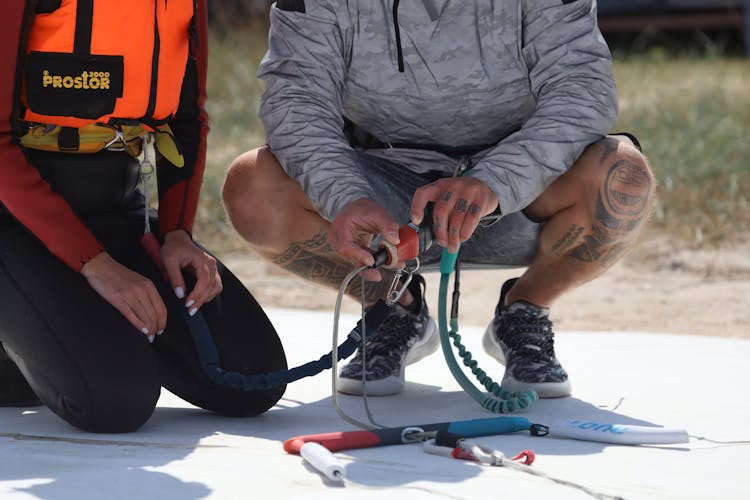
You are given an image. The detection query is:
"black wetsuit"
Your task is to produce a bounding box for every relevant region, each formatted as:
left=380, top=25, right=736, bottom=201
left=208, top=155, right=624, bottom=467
left=0, top=1, right=287, bottom=432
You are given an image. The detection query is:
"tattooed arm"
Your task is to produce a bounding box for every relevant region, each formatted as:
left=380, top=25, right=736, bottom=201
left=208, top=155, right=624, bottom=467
left=465, top=0, right=617, bottom=218
left=272, top=229, right=393, bottom=305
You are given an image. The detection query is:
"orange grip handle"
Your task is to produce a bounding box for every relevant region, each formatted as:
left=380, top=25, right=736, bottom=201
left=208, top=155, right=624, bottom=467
left=284, top=430, right=381, bottom=454
left=395, top=224, right=420, bottom=263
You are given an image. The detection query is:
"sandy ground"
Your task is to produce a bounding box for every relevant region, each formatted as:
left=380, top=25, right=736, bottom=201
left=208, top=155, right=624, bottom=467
left=221, top=235, right=750, bottom=339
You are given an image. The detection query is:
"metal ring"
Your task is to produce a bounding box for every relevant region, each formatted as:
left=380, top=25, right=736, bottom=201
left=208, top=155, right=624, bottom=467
left=401, top=427, right=427, bottom=443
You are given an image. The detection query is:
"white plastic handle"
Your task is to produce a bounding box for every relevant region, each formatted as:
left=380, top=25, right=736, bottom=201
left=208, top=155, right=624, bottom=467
left=300, top=442, right=345, bottom=482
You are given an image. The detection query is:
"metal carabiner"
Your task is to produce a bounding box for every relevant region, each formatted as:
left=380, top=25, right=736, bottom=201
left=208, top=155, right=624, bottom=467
left=386, top=269, right=411, bottom=306
left=103, top=126, right=128, bottom=152
left=385, top=258, right=420, bottom=306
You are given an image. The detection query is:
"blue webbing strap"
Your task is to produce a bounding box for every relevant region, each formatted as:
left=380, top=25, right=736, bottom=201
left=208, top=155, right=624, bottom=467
left=184, top=299, right=392, bottom=391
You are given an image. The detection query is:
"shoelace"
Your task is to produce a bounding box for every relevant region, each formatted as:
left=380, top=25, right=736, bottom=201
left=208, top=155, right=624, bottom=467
left=348, top=308, right=423, bottom=372
left=499, top=314, right=555, bottom=362
left=361, top=307, right=421, bottom=347
left=353, top=331, right=417, bottom=365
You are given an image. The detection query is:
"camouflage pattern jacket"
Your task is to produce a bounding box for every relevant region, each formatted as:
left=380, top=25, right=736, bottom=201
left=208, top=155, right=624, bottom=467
left=258, top=0, right=617, bottom=221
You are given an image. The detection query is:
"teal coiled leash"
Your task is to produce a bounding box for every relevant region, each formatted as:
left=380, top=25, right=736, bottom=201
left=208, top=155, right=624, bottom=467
left=437, top=247, right=538, bottom=413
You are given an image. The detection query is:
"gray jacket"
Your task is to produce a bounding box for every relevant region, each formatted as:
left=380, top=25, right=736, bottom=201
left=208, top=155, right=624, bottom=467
left=258, top=0, right=617, bottom=221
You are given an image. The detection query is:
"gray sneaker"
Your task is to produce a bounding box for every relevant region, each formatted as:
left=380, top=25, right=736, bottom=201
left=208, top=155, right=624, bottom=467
left=337, top=274, right=438, bottom=396
left=482, top=278, right=571, bottom=398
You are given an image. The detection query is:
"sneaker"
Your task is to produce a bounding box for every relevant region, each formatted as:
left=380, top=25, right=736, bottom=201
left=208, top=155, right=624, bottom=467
left=482, top=278, right=571, bottom=398
left=0, top=344, right=42, bottom=407
left=337, top=274, right=439, bottom=396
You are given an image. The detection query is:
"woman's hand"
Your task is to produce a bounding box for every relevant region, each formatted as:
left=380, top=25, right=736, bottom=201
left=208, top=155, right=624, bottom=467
left=160, top=230, right=222, bottom=315
left=81, top=252, right=167, bottom=341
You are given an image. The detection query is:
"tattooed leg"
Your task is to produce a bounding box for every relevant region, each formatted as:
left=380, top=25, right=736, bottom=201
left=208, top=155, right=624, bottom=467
left=223, top=146, right=393, bottom=306
left=271, top=230, right=393, bottom=305
left=506, top=136, right=655, bottom=307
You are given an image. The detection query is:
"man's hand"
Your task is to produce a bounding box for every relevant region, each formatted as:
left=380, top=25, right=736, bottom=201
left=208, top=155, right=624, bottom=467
left=81, top=252, right=167, bottom=341
left=328, top=198, right=400, bottom=281
left=161, top=230, right=222, bottom=316
left=411, top=177, right=499, bottom=253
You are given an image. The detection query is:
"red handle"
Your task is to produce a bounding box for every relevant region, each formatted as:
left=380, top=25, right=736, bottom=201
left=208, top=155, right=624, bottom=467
left=284, top=430, right=382, bottom=454
left=395, top=224, right=420, bottom=262
left=379, top=224, right=421, bottom=268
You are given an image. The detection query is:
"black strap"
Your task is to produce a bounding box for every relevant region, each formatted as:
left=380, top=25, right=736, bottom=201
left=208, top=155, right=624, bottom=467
left=58, top=127, right=80, bottom=152
left=36, top=0, right=63, bottom=14
left=276, top=0, right=305, bottom=12
left=73, top=0, right=94, bottom=55
left=183, top=298, right=393, bottom=391
left=344, top=119, right=499, bottom=158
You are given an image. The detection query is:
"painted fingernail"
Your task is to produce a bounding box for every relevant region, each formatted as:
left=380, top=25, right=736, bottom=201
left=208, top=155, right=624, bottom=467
left=189, top=307, right=198, bottom=317
left=157, top=329, right=164, bottom=336
left=185, top=299, right=195, bottom=308
left=174, top=287, right=185, bottom=299
left=148, top=335, right=155, bottom=343
left=141, top=327, right=149, bottom=335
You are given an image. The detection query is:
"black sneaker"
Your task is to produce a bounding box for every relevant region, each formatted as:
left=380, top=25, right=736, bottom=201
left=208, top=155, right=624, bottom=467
left=482, top=278, right=571, bottom=398
left=337, top=274, right=439, bottom=396
left=0, top=344, right=42, bottom=407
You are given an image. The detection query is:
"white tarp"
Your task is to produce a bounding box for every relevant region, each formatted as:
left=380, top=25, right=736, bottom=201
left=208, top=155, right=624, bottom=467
left=2, top=308, right=749, bottom=499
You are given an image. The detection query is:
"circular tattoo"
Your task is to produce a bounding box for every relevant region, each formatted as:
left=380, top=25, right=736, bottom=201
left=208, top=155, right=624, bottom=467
left=604, top=160, right=651, bottom=217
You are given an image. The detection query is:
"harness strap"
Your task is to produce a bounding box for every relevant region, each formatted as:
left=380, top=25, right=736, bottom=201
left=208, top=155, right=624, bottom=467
left=73, top=0, right=94, bottom=55
left=57, top=127, right=80, bottom=152
left=20, top=122, right=185, bottom=167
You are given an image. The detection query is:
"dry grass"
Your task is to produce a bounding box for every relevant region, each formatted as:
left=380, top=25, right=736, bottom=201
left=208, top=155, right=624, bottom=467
left=613, top=56, right=750, bottom=247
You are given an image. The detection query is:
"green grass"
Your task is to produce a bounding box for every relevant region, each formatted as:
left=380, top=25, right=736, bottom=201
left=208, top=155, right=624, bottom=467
left=196, top=25, right=750, bottom=251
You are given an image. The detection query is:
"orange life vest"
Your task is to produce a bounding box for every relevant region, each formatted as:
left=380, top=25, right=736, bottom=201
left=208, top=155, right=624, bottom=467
left=22, top=0, right=195, bottom=130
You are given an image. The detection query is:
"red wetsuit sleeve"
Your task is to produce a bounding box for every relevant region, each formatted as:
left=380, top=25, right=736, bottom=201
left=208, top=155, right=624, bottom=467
left=156, top=0, right=210, bottom=238
left=0, top=2, right=104, bottom=271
